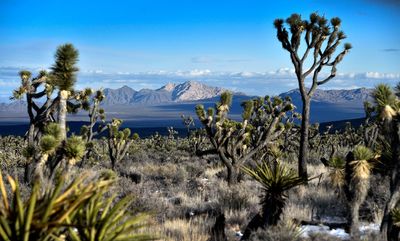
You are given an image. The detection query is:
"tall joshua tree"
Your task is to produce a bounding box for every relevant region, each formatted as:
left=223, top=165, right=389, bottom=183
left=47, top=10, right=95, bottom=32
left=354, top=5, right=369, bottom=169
left=50, top=43, right=79, bottom=140
left=274, top=13, right=352, bottom=179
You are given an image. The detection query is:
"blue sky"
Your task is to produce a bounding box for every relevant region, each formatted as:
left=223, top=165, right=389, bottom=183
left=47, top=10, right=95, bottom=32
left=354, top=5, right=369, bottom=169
left=0, top=0, right=399, bottom=101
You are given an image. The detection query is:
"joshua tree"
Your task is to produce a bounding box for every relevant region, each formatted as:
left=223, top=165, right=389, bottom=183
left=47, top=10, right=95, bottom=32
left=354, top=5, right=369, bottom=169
left=107, top=118, right=135, bottom=170
left=274, top=13, right=352, bottom=179
left=240, top=161, right=308, bottom=240
left=343, top=146, right=375, bottom=238
left=196, top=92, right=294, bottom=184
left=167, top=126, right=178, bottom=139
left=12, top=70, right=53, bottom=147
left=50, top=43, right=79, bottom=140
left=78, top=88, right=108, bottom=163
left=181, top=114, right=195, bottom=137
left=79, top=89, right=107, bottom=143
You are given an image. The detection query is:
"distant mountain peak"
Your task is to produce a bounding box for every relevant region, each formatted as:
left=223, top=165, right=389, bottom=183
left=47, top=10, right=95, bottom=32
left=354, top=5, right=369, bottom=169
left=158, top=82, right=176, bottom=92
left=172, top=80, right=226, bottom=101
left=120, top=85, right=134, bottom=90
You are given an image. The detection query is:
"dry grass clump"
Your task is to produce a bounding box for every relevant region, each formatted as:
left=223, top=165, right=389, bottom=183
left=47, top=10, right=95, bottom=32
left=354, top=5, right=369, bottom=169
left=152, top=217, right=211, bottom=241
left=248, top=220, right=302, bottom=241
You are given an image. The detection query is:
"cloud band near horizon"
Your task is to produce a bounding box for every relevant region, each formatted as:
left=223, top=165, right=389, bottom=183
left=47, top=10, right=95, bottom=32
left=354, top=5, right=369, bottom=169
left=0, top=66, right=399, bottom=102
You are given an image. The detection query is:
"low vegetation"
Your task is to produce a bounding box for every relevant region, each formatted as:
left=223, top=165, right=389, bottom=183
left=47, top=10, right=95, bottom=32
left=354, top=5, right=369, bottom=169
left=1, top=11, right=400, bottom=241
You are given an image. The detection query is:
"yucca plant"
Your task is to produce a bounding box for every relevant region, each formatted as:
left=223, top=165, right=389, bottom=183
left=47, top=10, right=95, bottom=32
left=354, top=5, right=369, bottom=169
left=0, top=170, right=113, bottom=241
left=68, top=190, right=156, bottom=241
left=240, top=161, right=308, bottom=240
left=0, top=170, right=155, bottom=241
left=328, top=156, right=346, bottom=192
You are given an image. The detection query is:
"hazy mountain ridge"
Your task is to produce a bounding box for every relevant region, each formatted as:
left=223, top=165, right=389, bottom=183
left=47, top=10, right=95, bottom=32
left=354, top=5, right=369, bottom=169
left=0, top=83, right=373, bottom=123
left=280, top=88, right=373, bottom=104
left=0, top=100, right=27, bottom=112
left=102, top=80, right=228, bottom=105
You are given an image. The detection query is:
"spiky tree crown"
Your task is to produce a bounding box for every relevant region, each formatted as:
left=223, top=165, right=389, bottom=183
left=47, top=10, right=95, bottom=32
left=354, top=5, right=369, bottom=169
left=40, top=135, right=59, bottom=154
left=39, top=123, right=63, bottom=154
left=351, top=145, right=375, bottom=180
left=50, top=43, right=79, bottom=91
left=65, top=135, right=86, bottom=161
left=241, top=100, right=254, bottom=120
left=372, top=84, right=399, bottom=120
left=274, top=12, right=351, bottom=79
left=19, top=70, right=32, bottom=81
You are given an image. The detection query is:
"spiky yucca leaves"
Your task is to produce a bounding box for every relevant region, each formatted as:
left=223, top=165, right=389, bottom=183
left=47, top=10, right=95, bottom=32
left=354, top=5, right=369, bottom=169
left=68, top=190, right=156, bottom=241
left=0, top=170, right=114, bottom=241
left=50, top=43, right=79, bottom=91
left=274, top=13, right=351, bottom=180
left=64, top=135, right=85, bottom=166
left=243, top=161, right=307, bottom=223
left=391, top=208, right=400, bottom=227
left=196, top=92, right=294, bottom=185
left=328, top=156, right=346, bottom=191
left=372, top=84, right=399, bottom=122
left=241, top=161, right=308, bottom=240
left=107, top=118, right=134, bottom=170
left=351, top=145, right=374, bottom=179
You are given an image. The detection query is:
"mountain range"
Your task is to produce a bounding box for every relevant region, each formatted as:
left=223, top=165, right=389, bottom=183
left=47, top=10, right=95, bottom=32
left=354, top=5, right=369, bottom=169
left=0, top=80, right=371, bottom=124
left=102, top=80, right=233, bottom=105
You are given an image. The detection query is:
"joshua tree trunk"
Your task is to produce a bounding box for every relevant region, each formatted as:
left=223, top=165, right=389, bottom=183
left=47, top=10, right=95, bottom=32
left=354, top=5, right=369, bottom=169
left=226, top=164, right=239, bottom=185
left=349, top=202, right=360, bottom=236
left=218, top=151, right=239, bottom=185
left=299, top=97, right=310, bottom=179
left=58, top=90, right=69, bottom=140
left=34, top=153, right=49, bottom=183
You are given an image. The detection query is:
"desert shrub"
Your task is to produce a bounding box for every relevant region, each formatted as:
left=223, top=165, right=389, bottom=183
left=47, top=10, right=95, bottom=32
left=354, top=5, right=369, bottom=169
left=248, top=221, right=302, bottom=241
left=217, top=183, right=252, bottom=211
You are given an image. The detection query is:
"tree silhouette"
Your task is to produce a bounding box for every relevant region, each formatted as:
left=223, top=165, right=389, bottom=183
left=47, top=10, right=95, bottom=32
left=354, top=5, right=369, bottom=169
left=274, top=13, right=352, bottom=179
